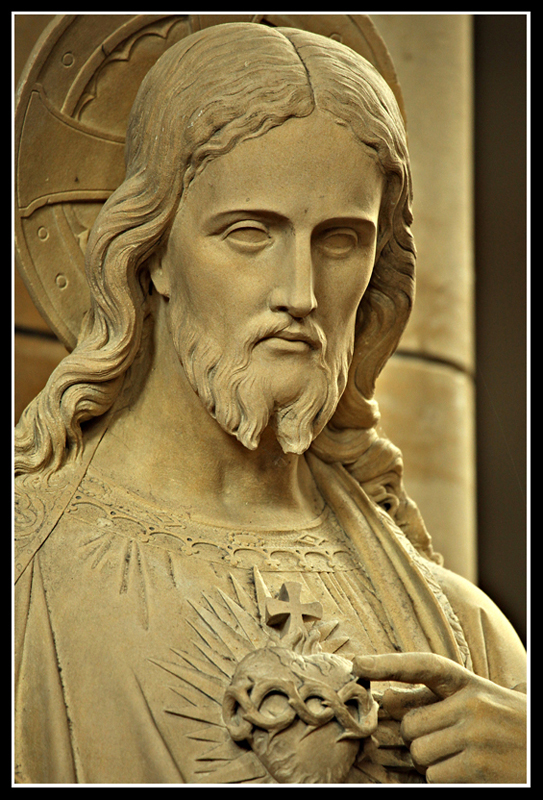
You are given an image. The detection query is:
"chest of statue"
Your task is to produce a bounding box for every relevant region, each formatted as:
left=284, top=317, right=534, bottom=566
left=23, top=466, right=428, bottom=783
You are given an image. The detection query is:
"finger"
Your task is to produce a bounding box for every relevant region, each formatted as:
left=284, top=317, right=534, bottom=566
left=353, top=653, right=472, bottom=699
left=425, top=751, right=474, bottom=785
left=401, top=694, right=460, bottom=742
left=380, top=685, right=438, bottom=720
left=426, top=743, right=527, bottom=785
left=407, top=725, right=464, bottom=770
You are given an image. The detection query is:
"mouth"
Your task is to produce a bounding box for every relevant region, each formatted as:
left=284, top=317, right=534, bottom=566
left=259, top=327, right=321, bottom=351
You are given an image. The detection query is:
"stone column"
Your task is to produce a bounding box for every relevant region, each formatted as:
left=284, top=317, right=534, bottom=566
left=370, top=14, right=476, bottom=580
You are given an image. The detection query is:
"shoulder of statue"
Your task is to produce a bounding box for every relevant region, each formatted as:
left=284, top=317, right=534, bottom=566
left=14, top=414, right=110, bottom=584
left=426, top=560, right=519, bottom=630
left=14, top=463, right=82, bottom=583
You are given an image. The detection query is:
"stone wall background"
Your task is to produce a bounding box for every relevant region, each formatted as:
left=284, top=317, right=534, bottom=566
left=13, top=13, right=527, bottom=642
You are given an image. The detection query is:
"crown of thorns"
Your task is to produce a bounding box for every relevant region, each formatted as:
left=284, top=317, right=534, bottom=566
left=222, top=647, right=377, bottom=743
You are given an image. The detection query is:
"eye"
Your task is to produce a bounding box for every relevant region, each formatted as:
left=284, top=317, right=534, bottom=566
left=316, top=228, right=359, bottom=257
left=223, top=221, right=270, bottom=249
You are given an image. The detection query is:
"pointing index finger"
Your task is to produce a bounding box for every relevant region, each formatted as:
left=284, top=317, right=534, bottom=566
left=353, top=653, right=472, bottom=699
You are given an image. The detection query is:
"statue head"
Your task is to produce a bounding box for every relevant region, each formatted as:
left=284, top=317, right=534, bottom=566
left=148, top=108, right=385, bottom=454
left=16, top=22, right=415, bottom=477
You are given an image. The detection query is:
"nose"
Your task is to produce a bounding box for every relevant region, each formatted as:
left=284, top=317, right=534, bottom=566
left=269, top=235, right=317, bottom=320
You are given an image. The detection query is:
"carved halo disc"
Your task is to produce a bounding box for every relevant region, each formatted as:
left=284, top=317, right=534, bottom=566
left=15, top=13, right=405, bottom=351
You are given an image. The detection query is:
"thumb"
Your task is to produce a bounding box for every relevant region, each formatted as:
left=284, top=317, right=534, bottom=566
left=353, top=652, right=472, bottom=699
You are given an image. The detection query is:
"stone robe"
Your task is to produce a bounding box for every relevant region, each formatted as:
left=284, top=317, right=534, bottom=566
left=14, top=441, right=526, bottom=785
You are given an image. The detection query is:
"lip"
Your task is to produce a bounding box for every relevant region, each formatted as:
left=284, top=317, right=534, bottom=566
left=260, top=329, right=320, bottom=350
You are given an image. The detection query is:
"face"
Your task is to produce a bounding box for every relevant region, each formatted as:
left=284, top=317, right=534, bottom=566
left=154, top=110, right=384, bottom=453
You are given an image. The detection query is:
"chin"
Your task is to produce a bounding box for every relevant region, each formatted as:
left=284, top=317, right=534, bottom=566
left=172, top=313, right=349, bottom=457
left=214, top=360, right=346, bottom=456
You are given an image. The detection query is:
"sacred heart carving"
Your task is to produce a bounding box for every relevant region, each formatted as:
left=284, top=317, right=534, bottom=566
left=222, top=646, right=379, bottom=784
left=155, top=573, right=377, bottom=783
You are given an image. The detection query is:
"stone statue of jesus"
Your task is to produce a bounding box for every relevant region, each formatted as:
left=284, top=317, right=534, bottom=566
left=14, top=22, right=526, bottom=785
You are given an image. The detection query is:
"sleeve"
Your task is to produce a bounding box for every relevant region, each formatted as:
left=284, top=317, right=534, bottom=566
left=429, top=563, right=526, bottom=690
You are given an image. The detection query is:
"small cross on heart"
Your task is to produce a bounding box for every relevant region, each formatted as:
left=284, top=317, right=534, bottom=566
left=265, top=581, right=323, bottom=638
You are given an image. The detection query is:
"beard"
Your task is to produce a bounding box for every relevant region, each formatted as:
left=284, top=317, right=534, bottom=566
left=168, top=304, right=352, bottom=455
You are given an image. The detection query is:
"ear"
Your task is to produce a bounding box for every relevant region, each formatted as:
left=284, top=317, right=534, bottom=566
left=148, top=249, right=171, bottom=299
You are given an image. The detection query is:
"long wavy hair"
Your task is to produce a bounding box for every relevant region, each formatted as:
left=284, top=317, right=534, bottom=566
left=15, top=23, right=439, bottom=562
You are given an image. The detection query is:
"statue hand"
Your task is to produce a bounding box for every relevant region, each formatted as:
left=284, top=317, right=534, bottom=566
left=353, top=653, right=527, bottom=784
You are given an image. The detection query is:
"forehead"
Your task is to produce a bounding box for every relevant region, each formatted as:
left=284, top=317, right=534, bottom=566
left=181, top=110, right=384, bottom=225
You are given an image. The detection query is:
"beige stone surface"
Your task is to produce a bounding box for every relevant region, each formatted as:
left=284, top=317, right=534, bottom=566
left=14, top=17, right=526, bottom=786
left=376, top=354, right=476, bottom=581
left=15, top=268, right=50, bottom=333
left=14, top=13, right=56, bottom=84
left=14, top=332, right=68, bottom=424
left=370, top=14, right=476, bottom=582
left=371, top=14, right=474, bottom=373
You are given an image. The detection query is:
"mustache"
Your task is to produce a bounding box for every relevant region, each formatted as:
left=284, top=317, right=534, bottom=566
left=250, top=317, right=326, bottom=351
left=213, top=316, right=329, bottom=387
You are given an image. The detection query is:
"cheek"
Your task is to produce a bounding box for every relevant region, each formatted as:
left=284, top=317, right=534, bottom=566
left=318, top=260, right=374, bottom=332
left=166, top=246, right=229, bottom=329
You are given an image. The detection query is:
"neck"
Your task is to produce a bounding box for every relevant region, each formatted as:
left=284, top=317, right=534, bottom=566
left=92, top=308, right=325, bottom=528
